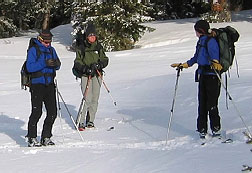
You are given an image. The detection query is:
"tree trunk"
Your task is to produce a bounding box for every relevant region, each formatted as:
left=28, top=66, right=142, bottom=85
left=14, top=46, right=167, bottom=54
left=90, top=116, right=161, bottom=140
left=42, top=1, right=50, bottom=30
left=42, top=12, right=50, bottom=30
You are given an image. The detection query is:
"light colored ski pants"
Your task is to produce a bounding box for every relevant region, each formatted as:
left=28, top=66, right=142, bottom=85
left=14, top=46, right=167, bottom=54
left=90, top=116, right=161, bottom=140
left=77, top=75, right=102, bottom=125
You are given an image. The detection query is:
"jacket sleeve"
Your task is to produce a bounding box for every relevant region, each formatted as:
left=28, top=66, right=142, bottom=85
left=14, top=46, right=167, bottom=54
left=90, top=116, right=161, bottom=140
left=73, top=49, right=85, bottom=72
left=52, top=47, right=61, bottom=70
left=26, top=47, right=46, bottom=73
left=98, top=49, right=109, bottom=68
left=187, top=41, right=199, bottom=66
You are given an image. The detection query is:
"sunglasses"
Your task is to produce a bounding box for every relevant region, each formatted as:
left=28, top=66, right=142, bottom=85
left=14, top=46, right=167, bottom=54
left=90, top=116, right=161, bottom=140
left=38, top=36, right=52, bottom=44
left=87, top=33, right=96, bottom=37
left=43, top=41, right=51, bottom=44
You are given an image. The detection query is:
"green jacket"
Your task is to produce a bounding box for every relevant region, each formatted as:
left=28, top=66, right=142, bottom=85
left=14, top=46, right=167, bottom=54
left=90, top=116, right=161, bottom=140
left=74, top=40, right=109, bottom=77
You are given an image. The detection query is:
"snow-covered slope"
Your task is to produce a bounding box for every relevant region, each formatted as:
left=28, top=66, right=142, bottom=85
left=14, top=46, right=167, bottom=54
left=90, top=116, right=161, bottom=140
left=0, top=10, right=252, bottom=173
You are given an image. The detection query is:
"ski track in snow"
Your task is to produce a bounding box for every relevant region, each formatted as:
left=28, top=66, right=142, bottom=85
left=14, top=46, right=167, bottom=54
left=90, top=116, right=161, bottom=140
left=0, top=126, right=247, bottom=156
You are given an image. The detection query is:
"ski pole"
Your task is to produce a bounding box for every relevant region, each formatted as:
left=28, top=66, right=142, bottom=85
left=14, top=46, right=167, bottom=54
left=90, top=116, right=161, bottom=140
left=57, top=89, right=84, bottom=142
left=55, top=79, right=65, bottom=144
left=211, top=66, right=252, bottom=139
left=166, top=66, right=182, bottom=145
left=76, top=75, right=91, bottom=127
left=96, top=69, right=117, bottom=106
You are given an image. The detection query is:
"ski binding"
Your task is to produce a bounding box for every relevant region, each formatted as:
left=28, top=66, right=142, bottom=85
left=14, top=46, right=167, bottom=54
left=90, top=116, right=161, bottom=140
left=242, top=165, right=252, bottom=172
left=243, top=131, right=252, bottom=144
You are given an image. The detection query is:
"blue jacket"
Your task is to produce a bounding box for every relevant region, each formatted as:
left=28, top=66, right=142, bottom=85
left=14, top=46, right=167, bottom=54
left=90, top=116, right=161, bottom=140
left=187, top=35, right=220, bottom=75
left=26, top=39, right=60, bottom=85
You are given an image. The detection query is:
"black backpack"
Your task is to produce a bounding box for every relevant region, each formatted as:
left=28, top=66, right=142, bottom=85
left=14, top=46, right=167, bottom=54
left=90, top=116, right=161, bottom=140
left=20, top=38, right=41, bottom=90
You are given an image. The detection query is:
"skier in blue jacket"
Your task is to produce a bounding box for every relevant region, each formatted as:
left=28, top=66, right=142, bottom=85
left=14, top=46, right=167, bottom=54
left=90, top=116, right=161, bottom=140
left=171, top=20, right=222, bottom=139
left=26, top=29, right=61, bottom=147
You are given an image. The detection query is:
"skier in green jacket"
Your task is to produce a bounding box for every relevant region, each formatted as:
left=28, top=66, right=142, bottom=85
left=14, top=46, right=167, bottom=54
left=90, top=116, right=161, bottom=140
left=73, top=22, right=109, bottom=130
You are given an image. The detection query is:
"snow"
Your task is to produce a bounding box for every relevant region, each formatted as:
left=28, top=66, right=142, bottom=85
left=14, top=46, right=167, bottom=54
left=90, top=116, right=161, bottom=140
left=1, top=10, right=252, bottom=173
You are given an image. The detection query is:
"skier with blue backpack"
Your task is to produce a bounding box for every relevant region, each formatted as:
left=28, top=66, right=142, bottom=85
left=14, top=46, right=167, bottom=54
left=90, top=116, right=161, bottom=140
left=25, top=29, right=61, bottom=147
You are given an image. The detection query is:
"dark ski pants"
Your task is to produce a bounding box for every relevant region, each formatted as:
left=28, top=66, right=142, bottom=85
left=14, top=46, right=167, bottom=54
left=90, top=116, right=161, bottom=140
left=27, top=84, right=57, bottom=138
left=197, top=74, right=221, bottom=133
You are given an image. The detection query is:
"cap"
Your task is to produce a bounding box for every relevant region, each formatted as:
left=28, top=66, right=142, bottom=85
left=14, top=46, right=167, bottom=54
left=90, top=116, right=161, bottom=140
left=85, top=22, right=96, bottom=38
left=39, top=29, right=53, bottom=42
left=194, top=20, right=210, bottom=34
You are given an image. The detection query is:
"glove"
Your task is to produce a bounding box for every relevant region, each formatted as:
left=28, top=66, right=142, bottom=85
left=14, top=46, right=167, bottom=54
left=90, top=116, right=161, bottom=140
left=46, top=59, right=56, bottom=67
left=46, top=59, right=61, bottom=67
left=211, top=60, right=222, bottom=71
left=90, top=63, right=99, bottom=70
left=97, top=60, right=104, bottom=70
left=83, top=65, right=95, bottom=76
left=170, top=62, right=189, bottom=69
left=55, top=58, right=61, bottom=67
left=90, top=61, right=104, bottom=71
left=86, top=67, right=94, bottom=76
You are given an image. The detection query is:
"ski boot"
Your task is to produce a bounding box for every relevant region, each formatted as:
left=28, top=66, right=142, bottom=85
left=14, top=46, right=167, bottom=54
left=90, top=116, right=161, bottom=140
left=86, top=122, right=95, bottom=128
left=199, top=132, right=207, bottom=139
left=41, top=138, right=55, bottom=146
left=78, top=123, right=85, bottom=131
left=27, top=137, right=42, bottom=147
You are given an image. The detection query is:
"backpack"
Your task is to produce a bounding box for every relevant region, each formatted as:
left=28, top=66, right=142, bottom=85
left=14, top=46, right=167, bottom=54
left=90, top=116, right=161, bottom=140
left=206, top=26, right=240, bottom=109
left=206, top=26, right=240, bottom=73
left=20, top=38, right=41, bottom=90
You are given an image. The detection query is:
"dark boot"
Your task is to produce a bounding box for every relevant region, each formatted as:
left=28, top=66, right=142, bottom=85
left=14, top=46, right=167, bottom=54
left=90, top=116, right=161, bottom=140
left=27, top=137, right=42, bottom=147
left=41, top=138, right=55, bottom=146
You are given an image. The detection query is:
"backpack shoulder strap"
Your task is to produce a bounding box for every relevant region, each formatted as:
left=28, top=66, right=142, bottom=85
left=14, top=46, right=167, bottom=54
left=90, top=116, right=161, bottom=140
left=205, top=36, right=213, bottom=48
left=204, top=36, right=217, bottom=56
left=27, top=38, right=41, bottom=61
left=96, top=41, right=103, bottom=51
left=34, top=44, right=41, bottom=60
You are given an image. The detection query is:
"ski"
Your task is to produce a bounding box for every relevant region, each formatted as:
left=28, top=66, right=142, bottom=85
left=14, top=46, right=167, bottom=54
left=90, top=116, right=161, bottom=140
left=200, top=134, right=221, bottom=145
left=107, top=126, right=115, bottom=131
left=200, top=131, right=233, bottom=145
left=221, top=138, right=233, bottom=143
left=242, top=165, right=252, bottom=172
left=78, top=127, right=85, bottom=131
left=77, top=126, right=115, bottom=132
left=243, top=131, right=252, bottom=144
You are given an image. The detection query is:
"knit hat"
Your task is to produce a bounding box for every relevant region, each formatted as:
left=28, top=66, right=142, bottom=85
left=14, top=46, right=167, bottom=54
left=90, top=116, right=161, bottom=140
left=39, top=29, right=53, bottom=42
left=85, top=22, right=96, bottom=38
left=194, top=20, right=210, bottom=34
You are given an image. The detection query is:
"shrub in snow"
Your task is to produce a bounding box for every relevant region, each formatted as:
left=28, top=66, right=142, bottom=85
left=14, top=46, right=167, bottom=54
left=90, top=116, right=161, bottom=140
left=201, top=3, right=231, bottom=23
left=0, top=17, right=17, bottom=38
left=71, top=3, right=155, bottom=52
left=201, top=9, right=231, bottom=23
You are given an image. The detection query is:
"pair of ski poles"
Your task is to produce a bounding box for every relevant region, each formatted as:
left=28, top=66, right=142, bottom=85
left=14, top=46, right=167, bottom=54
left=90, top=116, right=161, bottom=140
left=55, top=69, right=117, bottom=142
left=166, top=65, right=252, bottom=145
left=76, top=69, right=117, bottom=127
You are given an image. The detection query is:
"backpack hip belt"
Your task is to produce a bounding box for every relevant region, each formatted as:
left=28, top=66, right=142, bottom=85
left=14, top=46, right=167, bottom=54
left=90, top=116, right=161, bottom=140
left=31, top=71, right=55, bottom=78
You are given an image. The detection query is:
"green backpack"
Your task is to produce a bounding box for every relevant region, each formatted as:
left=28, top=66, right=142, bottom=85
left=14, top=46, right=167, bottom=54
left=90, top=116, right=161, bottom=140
left=206, top=26, right=240, bottom=109
left=206, top=26, right=240, bottom=73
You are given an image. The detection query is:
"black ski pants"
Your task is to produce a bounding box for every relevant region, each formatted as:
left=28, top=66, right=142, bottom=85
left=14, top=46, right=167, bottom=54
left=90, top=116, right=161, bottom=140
left=27, top=84, right=57, bottom=139
left=197, top=74, right=221, bottom=133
